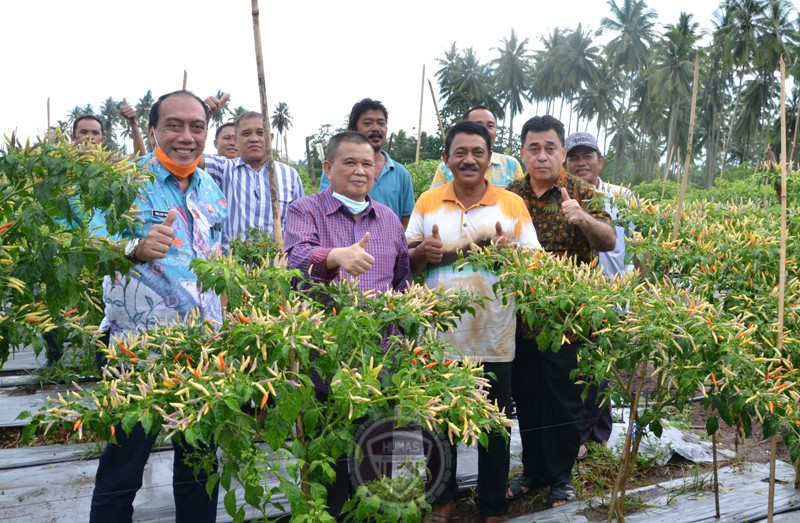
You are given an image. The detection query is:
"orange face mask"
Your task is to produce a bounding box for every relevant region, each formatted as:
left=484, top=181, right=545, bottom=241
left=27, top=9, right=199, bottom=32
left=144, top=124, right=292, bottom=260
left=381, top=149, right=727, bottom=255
left=154, top=147, right=200, bottom=179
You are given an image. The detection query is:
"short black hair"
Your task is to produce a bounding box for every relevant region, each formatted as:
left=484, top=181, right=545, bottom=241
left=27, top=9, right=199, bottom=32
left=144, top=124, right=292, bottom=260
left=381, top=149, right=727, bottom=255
left=148, top=90, right=209, bottom=129
left=347, top=98, right=388, bottom=131
left=443, top=121, right=491, bottom=156
left=72, top=115, right=104, bottom=137
left=462, top=104, right=497, bottom=122
left=520, top=115, right=565, bottom=147
left=234, top=111, right=262, bottom=133
left=326, top=131, right=371, bottom=162
left=215, top=122, right=234, bottom=140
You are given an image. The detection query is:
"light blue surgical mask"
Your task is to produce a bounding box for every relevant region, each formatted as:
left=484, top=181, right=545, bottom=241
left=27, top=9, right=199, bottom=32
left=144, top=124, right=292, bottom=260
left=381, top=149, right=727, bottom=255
left=332, top=192, right=369, bottom=214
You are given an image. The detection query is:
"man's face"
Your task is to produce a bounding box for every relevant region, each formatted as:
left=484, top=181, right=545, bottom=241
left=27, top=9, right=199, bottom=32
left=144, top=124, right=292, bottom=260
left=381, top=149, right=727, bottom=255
left=236, top=116, right=267, bottom=166
left=72, top=119, right=104, bottom=145
left=520, top=129, right=566, bottom=188
left=214, top=126, right=238, bottom=159
left=324, top=141, right=375, bottom=201
left=466, top=108, right=497, bottom=148
left=566, top=146, right=604, bottom=187
left=443, top=132, right=490, bottom=190
left=149, top=94, right=207, bottom=165
left=355, top=109, right=387, bottom=151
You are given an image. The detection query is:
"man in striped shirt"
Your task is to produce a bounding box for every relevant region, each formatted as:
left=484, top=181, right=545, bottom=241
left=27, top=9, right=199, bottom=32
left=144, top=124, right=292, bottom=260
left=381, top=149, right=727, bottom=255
left=200, top=110, right=305, bottom=239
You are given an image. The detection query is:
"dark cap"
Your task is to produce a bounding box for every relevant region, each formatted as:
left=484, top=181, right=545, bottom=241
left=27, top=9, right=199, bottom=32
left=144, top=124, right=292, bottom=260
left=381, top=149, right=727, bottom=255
left=565, top=132, right=601, bottom=155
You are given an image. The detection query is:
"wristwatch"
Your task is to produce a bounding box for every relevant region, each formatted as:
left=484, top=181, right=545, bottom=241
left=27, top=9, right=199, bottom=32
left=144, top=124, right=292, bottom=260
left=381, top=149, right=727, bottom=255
left=124, top=238, right=142, bottom=263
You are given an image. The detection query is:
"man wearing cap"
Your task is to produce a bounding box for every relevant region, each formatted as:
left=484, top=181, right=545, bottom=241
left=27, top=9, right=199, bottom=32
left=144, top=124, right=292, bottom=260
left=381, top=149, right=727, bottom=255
left=565, top=131, right=635, bottom=459
left=429, top=105, right=524, bottom=190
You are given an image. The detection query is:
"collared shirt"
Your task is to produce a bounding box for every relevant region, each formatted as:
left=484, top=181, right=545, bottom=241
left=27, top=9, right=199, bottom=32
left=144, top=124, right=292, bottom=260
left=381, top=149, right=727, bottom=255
left=203, top=154, right=305, bottom=239
left=319, top=150, right=415, bottom=220
left=597, top=178, right=635, bottom=278
left=506, top=170, right=611, bottom=266
left=506, top=170, right=612, bottom=339
left=100, top=153, right=229, bottom=339
left=429, top=151, right=524, bottom=190
left=406, top=181, right=540, bottom=363
left=285, top=188, right=411, bottom=293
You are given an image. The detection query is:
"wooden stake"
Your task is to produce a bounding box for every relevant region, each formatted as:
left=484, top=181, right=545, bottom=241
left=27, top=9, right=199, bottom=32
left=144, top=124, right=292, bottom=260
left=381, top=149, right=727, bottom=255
left=415, top=65, right=425, bottom=163
left=670, top=55, right=699, bottom=243
left=387, top=132, right=394, bottom=156
left=712, top=432, right=720, bottom=518
left=305, top=136, right=316, bottom=186
left=182, top=70, right=187, bottom=91
left=769, top=56, right=789, bottom=523
left=791, top=99, right=800, bottom=170
left=428, top=79, right=446, bottom=140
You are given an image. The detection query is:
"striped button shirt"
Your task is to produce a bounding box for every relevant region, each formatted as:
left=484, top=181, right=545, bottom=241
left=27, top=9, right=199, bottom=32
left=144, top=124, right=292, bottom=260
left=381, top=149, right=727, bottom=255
left=285, top=188, right=411, bottom=293
left=203, top=154, right=305, bottom=239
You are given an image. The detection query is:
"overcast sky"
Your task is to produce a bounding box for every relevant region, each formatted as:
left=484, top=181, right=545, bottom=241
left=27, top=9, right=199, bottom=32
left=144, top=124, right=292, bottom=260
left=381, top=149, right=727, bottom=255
left=2, top=0, right=730, bottom=161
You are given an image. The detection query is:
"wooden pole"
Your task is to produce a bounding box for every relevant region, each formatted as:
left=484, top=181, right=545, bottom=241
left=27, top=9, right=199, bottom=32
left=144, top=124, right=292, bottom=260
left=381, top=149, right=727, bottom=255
left=305, top=136, right=316, bottom=186
left=415, top=65, right=425, bottom=163
left=387, top=132, right=394, bottom=156
left=670, top=55, right=699, bottom=243
left=719, top=133, right=728, bottom=180
left=46, top=97, right=51, bottom=141
left=428, top=79, right=446, bottom=140
left=790, top=100, right=800, bottom=169
left=769, top=56, right=790, bottom=523
left=182, top=70, right=187, bottom=91
left=250, top=0, right=283, bottom=252
left=712, top=432, right=720, bottom=518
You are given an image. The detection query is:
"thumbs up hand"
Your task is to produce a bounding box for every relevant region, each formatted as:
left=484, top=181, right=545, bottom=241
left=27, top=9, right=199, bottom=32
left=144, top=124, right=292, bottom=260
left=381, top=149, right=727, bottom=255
left=328, top=232, right=375, bottom=275
left=491, top=220, right=511, bottom=248
left=560, top=186, right=585, bottom=225
left=422, top=223, right=443, bottom=264
left=135, top=209, right=178, bottom=262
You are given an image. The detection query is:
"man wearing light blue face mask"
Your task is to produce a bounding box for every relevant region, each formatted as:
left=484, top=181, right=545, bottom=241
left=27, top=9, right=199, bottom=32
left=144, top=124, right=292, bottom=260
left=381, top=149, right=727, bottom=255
left=285, top=131, right=410, bottom=294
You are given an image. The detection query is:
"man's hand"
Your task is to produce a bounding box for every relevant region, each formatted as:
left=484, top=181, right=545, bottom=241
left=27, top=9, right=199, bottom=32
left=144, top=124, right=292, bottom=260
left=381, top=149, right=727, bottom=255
left=560, top=187, right=587, bottom=225
left=204, top=93, right=231, bottom=115
left=135, top=210, right=177, bottom=262
left=119, top=98, right=136, bottom=121
left=491, top=221, right=511, bottom=248
left=421, top=224, right=443, bottom=264
left=328, top=233, right=375, bottom=276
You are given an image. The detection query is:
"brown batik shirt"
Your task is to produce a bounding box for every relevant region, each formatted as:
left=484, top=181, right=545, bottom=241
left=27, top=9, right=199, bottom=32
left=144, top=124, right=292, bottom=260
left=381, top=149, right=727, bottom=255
left=506, top=169, right=612, bottom=339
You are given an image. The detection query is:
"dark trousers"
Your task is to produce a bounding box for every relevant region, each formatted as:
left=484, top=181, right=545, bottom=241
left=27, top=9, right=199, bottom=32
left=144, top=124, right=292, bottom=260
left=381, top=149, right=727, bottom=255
left=512, top=338, right=583, bottom=487
left=435, top=361, right=512, bottom=517
left=580, top=379, right=613, bottom=445
left=90, top=423, right=219, bottom=523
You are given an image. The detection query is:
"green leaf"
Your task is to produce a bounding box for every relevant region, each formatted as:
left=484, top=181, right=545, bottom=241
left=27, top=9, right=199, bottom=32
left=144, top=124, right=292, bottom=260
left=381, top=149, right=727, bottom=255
left=223, top=489, right=237, bottom=516
left=706, top=416, right=719, bottom=436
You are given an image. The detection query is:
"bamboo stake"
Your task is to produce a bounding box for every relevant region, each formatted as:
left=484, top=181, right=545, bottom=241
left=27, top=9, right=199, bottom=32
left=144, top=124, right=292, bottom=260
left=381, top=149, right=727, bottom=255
left=182, top=70, right=187, bottom=91
left=769, top=56, right=790, bottom=523
left=251, top=0, right=309, bottom=503
left=415, top=65, right=425, bottom=163
left=660, top=144, right=676, bottom=202
left=791, top=99, right=800, bottom=169
left=46, top=97, right=51, bottom=141
left=670, top=55, right=700, bottom=243
left=428, top=79, right=446, bottom=140
left=305, top=136, right=316, bottom=186
left=387, top=132, right=394, bottom=156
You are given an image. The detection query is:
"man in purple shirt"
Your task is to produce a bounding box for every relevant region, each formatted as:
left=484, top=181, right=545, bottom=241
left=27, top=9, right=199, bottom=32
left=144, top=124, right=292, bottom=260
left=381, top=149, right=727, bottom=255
left=284, top=131, right=410, bottom=516
left=285, top=131, right=410, bottom=293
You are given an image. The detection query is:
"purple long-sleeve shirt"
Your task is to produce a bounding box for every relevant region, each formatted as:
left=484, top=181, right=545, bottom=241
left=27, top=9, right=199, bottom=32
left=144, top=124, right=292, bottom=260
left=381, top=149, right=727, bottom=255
left=285, top=188, right=411, bottom=293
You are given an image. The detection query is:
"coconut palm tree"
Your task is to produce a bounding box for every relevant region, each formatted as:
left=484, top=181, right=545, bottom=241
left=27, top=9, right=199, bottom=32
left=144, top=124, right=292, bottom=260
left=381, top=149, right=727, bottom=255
left=556, top=23, right=601, bottom=133
left=271, top=102, right=292, bottom=161
left=436, top=45, right=500, bottom=125
left=491, top=29, right=532, bottom=149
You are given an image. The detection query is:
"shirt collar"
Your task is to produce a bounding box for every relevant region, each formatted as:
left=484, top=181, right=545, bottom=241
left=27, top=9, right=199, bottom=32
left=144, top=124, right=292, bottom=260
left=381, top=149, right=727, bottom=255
left=148, top=153, right=201, bottom=189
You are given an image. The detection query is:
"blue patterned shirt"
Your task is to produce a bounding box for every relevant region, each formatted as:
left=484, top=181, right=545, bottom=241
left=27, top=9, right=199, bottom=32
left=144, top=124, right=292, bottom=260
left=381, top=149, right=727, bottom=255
left=100, top=154, right=229, bottom=339
left=429, top=151, right=523, bottom=190
left=203, top=155, right=305, bottom=239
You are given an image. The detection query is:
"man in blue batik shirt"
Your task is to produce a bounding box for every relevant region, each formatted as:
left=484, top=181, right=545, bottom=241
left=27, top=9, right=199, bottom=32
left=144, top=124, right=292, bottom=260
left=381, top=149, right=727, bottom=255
left=89, top=90, right=228, bottom=523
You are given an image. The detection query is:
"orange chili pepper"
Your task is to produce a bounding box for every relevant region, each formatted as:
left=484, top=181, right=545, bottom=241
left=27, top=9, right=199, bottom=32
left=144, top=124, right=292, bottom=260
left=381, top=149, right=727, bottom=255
left=218, top=354, right=226, bottom=371
left=237, top=312, right=250, bottom=324
left=25, top=317, right=41, bottom=323
left=423, top=361, right=438, bottom=369
left=711, top=373, right=717, bottom=387
left=173, top=350, right=183, bottom=362
left=412, top=358, right=418, bottom=365
left=389, top=302, right=395, bottom=310
left=64, top=308, right=78, bottom=317
left=332, top=307, right=337, bottom=315
left=260, top=394, right=269, bottom=409
left=413, top=347, right=422, bottom=356
left=769, top=401, right=774, bottom=414
left=529, top=285, right=535, bottom=295
left=110, top=425, right=116, bottom=437
left=0, top=222, right=15, bottom=234
left=73, top=419, right=82, bottom=432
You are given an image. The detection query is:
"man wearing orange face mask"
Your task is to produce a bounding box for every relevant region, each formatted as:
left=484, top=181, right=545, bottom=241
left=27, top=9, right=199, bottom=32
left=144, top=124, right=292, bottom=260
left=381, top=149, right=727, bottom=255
left=89, top=90, right=228, bottom=523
